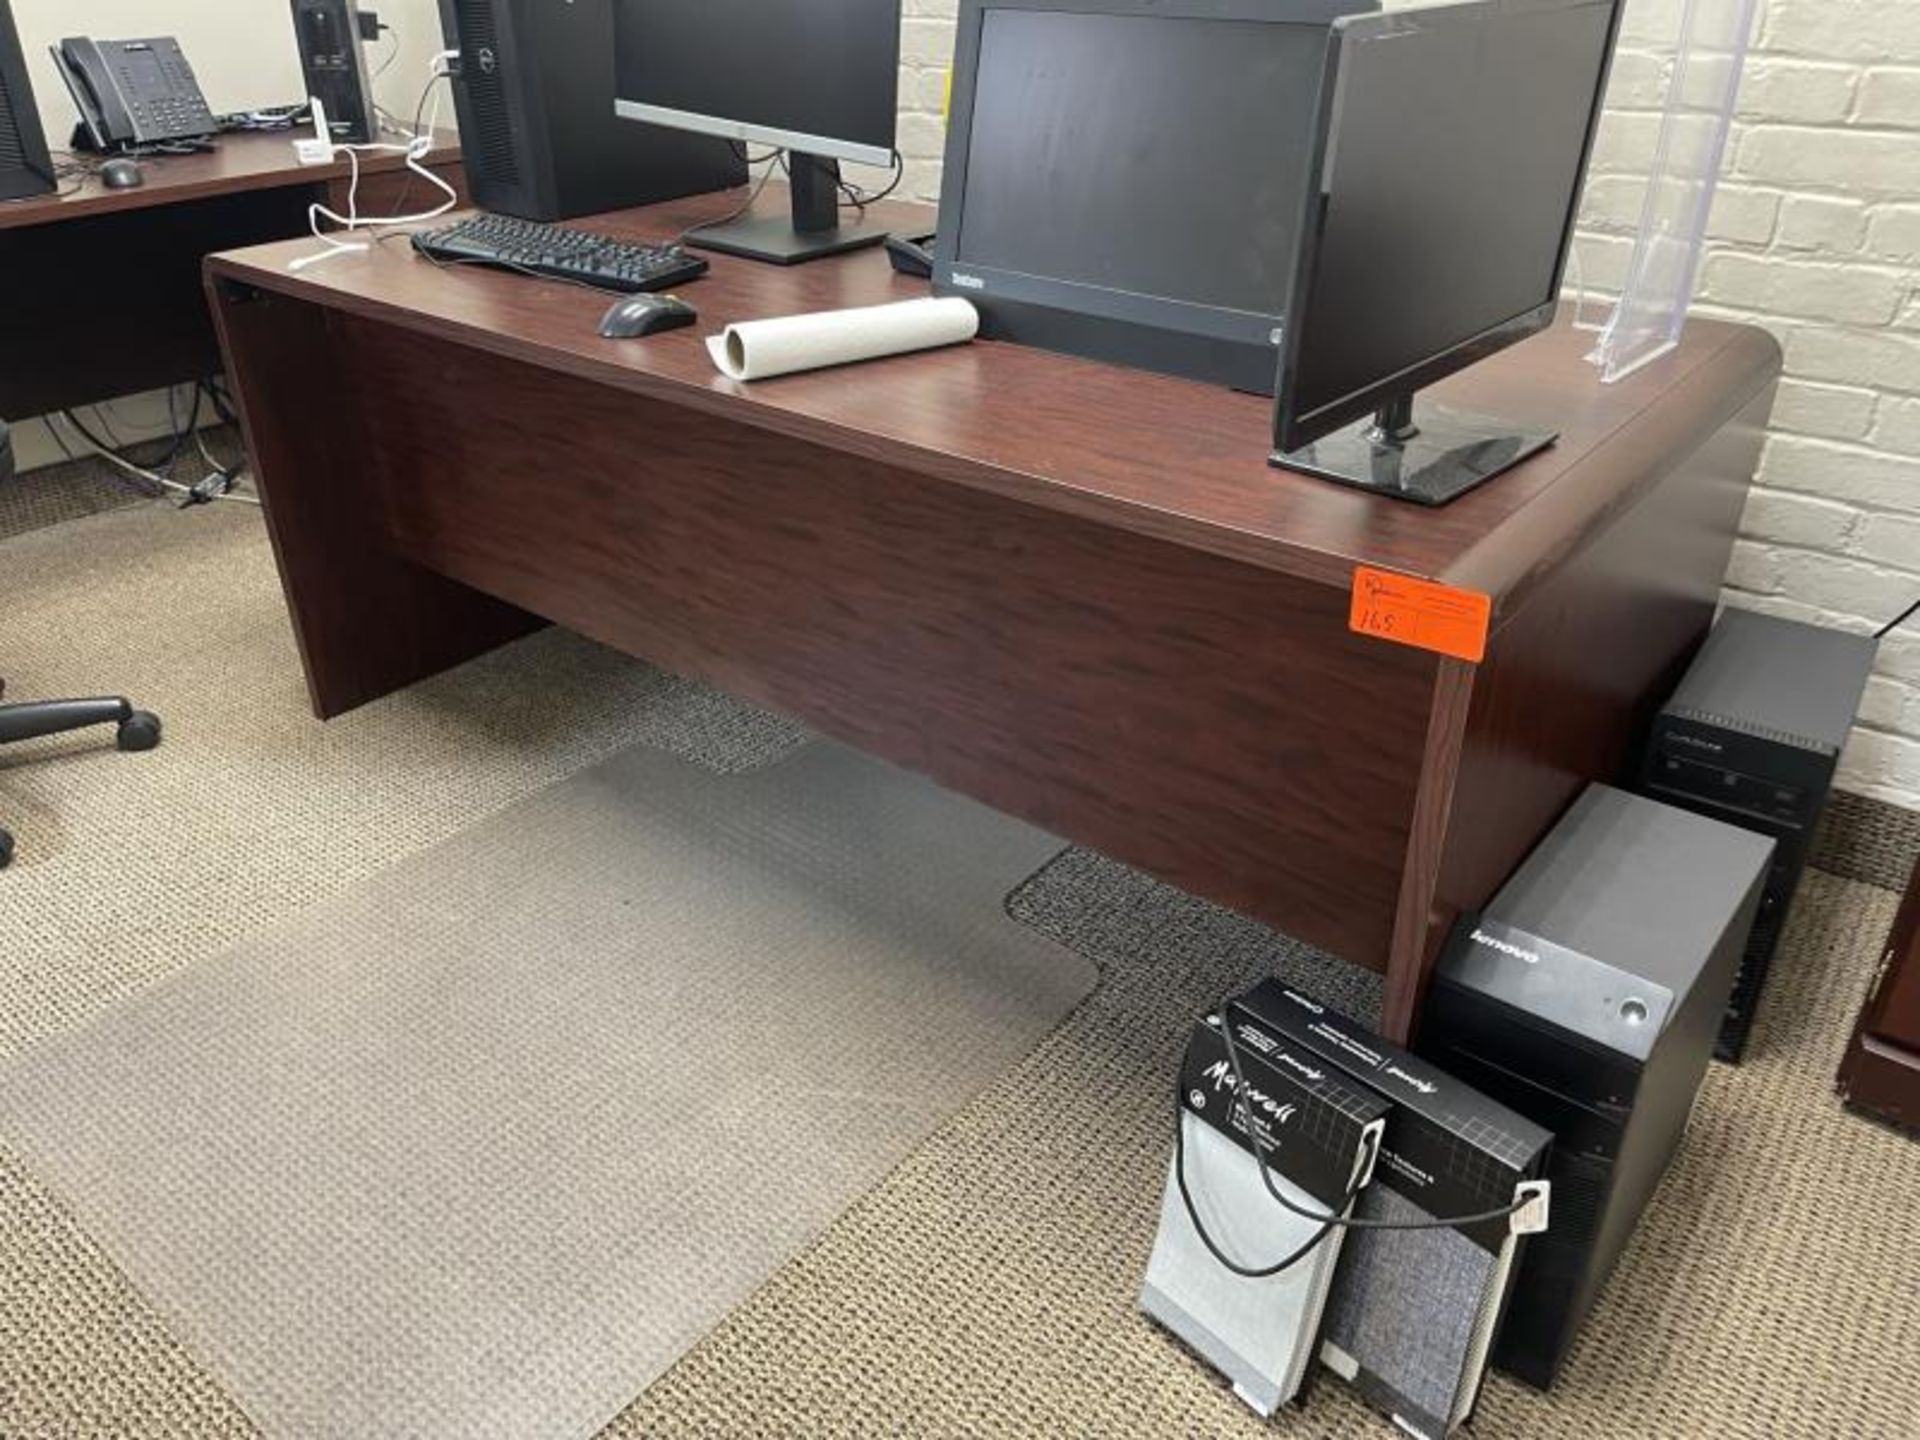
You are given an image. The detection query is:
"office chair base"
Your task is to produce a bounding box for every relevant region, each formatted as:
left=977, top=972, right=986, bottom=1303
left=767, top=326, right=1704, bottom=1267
left=0, top=697, right=162, bottom=749
left=117, top=711, right=163, bottom=751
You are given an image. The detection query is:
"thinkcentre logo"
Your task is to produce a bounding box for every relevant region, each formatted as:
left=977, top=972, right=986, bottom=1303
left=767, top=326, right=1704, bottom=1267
left=1471, top=928, right=1541, bottom=965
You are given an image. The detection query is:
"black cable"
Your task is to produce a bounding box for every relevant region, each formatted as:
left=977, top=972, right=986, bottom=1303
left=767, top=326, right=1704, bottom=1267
left=5, top=153, right=98, bottom=202
left=60, top=407, right=187, bottom=472
left=1204, top=998, right=1539, bottom=1234
left=1172, top=1079, right=1368, bottom=1278
left=838, top=148, right=905, bottom=212
left=206, top=376, right=240, bottom=426
left=72, top=384, right=203, bottom=477
left=39, top=416, right=157, bottom=499
left=1876, top=597, right=1919, bottom=641
left=373, top=69, right=449, bottom=222
left=673, top=150, right=783, bottom=246
left=729, top=139, right=781, bottom=167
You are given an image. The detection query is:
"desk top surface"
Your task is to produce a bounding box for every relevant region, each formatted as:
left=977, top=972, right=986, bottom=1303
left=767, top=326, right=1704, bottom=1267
left=0, top=131, right=461, bottom=232
left=205, top=185, right=1779, bottom=605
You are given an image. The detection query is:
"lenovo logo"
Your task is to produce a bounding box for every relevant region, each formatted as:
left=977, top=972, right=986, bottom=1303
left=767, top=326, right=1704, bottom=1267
left=1471, top=928, right=1541, bottom=965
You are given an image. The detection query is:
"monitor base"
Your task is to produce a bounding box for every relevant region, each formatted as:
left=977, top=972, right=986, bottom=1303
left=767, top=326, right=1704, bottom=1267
left=1271, top=398, right=1557, bottom=506
left=685, top=214, right=892, bottom=266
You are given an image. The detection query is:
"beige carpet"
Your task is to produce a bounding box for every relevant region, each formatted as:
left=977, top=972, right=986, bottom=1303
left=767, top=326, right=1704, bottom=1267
left=3, top=500, right=1918, bottom=1439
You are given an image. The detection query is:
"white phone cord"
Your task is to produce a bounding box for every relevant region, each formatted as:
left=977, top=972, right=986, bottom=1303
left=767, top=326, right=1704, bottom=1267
left=289, top=50, right=459, bottom=273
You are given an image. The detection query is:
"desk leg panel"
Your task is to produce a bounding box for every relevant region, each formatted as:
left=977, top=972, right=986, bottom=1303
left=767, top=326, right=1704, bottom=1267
left=333, top=317, right=1439, bottom=970
left=207, top=283, right=544, bottom=717
left=1392, top=384, right=1774, bottom=1039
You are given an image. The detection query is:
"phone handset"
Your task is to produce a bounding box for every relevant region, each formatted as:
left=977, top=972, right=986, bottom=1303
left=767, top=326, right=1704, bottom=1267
left=51, top=38, right=134, bottom=150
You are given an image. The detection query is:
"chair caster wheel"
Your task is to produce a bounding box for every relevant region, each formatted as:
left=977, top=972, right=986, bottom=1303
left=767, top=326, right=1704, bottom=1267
left=0, top=829, right=13, bottom=870
left=117, top=711, right=162, bottom=752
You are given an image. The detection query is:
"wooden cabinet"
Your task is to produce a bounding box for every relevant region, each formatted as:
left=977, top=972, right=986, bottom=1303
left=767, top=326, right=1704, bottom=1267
left=1838, top=857, right=1920, bottom=1133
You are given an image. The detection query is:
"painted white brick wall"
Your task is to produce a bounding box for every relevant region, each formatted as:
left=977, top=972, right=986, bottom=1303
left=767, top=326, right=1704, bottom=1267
left=1581, top=0, right=1920, bottom=808
left=892, top=0, right=1920, bottom=808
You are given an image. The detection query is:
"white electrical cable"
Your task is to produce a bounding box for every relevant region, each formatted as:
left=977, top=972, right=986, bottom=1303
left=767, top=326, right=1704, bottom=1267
left=46, top=416, right=262, bottom=507
left=289, top=49, right=460, bottom=274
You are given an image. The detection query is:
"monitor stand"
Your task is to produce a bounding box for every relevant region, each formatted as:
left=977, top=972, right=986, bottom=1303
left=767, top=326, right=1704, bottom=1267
left=1270, top=393, right=1557, bottom=507
left=686, top=152, right=890, bottom=266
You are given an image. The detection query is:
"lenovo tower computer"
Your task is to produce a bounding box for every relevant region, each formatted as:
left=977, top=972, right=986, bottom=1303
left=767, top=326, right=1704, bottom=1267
left=1638, top=609, right=1878, bottom=1061
left=0, top=0, right=55, bottom=201
left=437, top=0, right=743, bottom=222
left=1418, top=785, right=1772, bottom=1388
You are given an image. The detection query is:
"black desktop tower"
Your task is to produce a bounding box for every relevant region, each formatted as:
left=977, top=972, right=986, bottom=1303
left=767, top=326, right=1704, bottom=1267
left=0, top=0, right=55, bottom=202
left=435, top=0, right=743, bottom=222
left=293, top=1, right=378, bottom=145
left=1638, top=609, right=1878, bottom=1061
left=1417, top=785, right=1772, bottom=1390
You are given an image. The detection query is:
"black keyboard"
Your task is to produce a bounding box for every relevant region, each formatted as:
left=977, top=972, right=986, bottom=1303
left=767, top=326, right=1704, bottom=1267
left=409, top=214, right=709, bottom=293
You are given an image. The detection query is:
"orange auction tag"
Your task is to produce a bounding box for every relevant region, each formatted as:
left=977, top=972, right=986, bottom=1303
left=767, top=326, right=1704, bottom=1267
left=1350, top=567, right=1492, bottom=664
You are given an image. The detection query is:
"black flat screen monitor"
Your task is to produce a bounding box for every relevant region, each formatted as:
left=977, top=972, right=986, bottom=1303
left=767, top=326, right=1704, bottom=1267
left=0, top=0, right=55, bottom=203
left=613, top=0, right=901, bottom=265
left=934, top=0, right=1375, bottom=394
left=1271, top=0, right=1623, bottom=505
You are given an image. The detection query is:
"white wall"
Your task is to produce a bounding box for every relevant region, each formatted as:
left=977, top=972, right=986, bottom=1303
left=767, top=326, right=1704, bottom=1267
left=1576, top=0, right=1920, bottom=808
left=11, top=0, right=448, bottom=147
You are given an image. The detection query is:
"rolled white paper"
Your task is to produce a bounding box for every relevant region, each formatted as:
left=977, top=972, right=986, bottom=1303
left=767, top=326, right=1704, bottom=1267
left=706, top=297, right=980, bottom=382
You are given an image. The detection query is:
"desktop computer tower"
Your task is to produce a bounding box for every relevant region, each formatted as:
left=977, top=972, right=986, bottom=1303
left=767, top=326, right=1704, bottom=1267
left=0, top=0, right=55, bottom=202
left=293, top=0, right=378, bottom=145
left=1417, top=785, right=1772, bottom=1389
left=436, top=0, right=744, bottom=222
left=1638, top=609, right=1878, bottom=1061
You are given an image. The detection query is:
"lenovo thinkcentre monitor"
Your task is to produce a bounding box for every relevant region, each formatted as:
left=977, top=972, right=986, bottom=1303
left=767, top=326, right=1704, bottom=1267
left=1271, top=0, right=1623, bottom=505
left=933, top=0, right=1375, bottom=394
left=611, top=0, right=900, bottom=265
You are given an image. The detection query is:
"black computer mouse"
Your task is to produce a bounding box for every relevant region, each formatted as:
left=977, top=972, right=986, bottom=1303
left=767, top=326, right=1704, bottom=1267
left=598, top=293, right=698, bottom=339
left=99, top=158, right=147, bottom=190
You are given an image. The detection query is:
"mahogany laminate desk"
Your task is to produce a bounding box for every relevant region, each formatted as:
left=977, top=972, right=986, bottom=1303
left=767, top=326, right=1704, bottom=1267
left=205, top=190, right=1780, bottom=1041
left=0, top=131, right=462, bottom=420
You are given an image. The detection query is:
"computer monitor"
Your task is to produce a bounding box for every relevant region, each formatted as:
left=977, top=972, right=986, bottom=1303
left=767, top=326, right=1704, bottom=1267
left=934, top=0, right=1375, bottom=394
left=1270, top=0, right=1623, bottom=506
left=611, top=0, right=900, bottom=266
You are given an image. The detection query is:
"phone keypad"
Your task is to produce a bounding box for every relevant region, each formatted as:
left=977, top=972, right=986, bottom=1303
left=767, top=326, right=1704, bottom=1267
left=117, top=38, right=215, bottom=141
